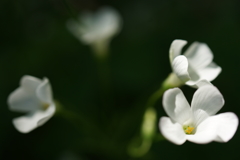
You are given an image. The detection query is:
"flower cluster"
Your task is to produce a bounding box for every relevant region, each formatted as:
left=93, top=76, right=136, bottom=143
left=159, top=39, right=238, bottom=145
left=5, top=5, right=238, bottom=149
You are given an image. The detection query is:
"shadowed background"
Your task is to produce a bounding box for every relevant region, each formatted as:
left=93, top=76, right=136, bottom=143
left=0, top=0, right=240, bottom=159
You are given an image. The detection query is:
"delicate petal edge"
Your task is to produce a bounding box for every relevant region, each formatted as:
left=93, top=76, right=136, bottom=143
left=172, top=55, right=190, bottom=83
left=159, top=117, right=186, bottom=145
left=169, top=40, right=187, bottom=62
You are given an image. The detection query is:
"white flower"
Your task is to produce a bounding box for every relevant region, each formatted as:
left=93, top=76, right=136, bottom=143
left=169, top=39, right=221, bottom=87
left=159, top=85, right=238, bottom=145
left=67, top=6, right=122, bottom=56
left=8, top=75, right=55, bottom=133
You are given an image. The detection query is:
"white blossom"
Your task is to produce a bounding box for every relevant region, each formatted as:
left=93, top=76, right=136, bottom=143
left=159, top=84, right=238, bottom=145
left=8, top=75, right=55, bottom=133
left=67, top=6, right=122, bottom=56
left=169, top=39, right=221, bottom=87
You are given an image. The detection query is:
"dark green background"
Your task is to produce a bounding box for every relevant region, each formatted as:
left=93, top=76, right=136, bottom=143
left=0, top=0, right=239, bottom=159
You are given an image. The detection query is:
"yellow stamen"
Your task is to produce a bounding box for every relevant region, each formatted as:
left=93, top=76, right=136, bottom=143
left=42, top=103, right=50, bottom=110
left=184, top=126, right=195, bottom=134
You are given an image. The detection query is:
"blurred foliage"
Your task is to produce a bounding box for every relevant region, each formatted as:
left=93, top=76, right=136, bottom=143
left=0, top=0, right=240, bottom=159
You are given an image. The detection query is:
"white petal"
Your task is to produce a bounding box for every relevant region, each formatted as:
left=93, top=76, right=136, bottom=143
left=172, top=55, right=190, bottom=83
left=184, top=42, right=213, bottom=69
left=159, top=117, right=186, bottom=145
left=186, top=118, right=217, bottom=144
left=195, top=80, right=213, bottom=88
left=186, top=79, right=213, bottom=88
left=37, top=104, right=56, bottom=126
left=169, top=40, right=187, bottom=62
left=210, top=112, right=238, bottom=142
left=67, top=12, right=96, bottom=44
left=67, top=6, right=121, bottom=45
left=197, top=62, right=222, bottom=82
left=20, top=75, right=42, bottom=88
left=184, top=80, right=198, bottom=87
left=8, top=75, right=42, bottom=112
left=187, top=65, right=200, bottom=81
left=66, top=20, right=86, bottom=43
left=191, top=85, right=224, bottom=125
left=93, top=7, right=122, bottom=38
left=12, top=104, right=55, bottom=133
left=36, top=78, right=53, bottom=104
left=80, top=12, right=95, bottom=28
left=191, top=109, right=209, bottom=127
left=183, top=66, right=202, bottom=87
left=163, top=88, right=191, bottom=124
left=187, top=112, right=238, bottom=144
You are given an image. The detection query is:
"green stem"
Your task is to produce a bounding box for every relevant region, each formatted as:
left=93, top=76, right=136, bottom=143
left=95, top=52, right=111, bottom=97
left=92, top=41, right=110, bottom=61
left=146, top=86, right=165, bottom=109
left=128, top=133, right=166, bottom=158
left=146, top=72, right=183, bottom=109
left=93, top=45, right=114, bottom=121
left=128, top=73, right=179, bottom=157
left=128, top=138, right=152, bottom=158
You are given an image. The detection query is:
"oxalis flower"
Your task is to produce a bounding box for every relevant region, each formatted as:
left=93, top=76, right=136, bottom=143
left=167, top=39, right=221, bottom=87
left=8, top=75, right=55, bottom=133
left=67, top=6, right=122, bottom=56
left=159, top=84, right=238, bottom=145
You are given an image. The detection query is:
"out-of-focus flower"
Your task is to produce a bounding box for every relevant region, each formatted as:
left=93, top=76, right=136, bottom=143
left=8, top=75, right=55, bottom=133
left=159, top=85, right=238, bottom=145
left=67, top=6, right=122, bottom=57
left=166, top=39, right=221, bottom=87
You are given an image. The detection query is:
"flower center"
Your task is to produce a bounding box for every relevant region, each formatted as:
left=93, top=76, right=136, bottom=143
left=183, top=125, right=195, bottom=134
left=42, top=103, right=50, bottom=110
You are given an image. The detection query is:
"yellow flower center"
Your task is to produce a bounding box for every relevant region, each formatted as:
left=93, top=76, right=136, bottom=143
left=42, top=103, right=50, bottom=110
left=183, top=126, right=195, bottom=134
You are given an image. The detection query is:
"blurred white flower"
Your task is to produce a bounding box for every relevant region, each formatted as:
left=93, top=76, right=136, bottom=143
left=67, top=6, right=122, bottom=56
left=168, top=39, right=221, bottom=87
left=8, top=75, right=55, bottom=133
left=159, top=85, right=238, bottom=145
